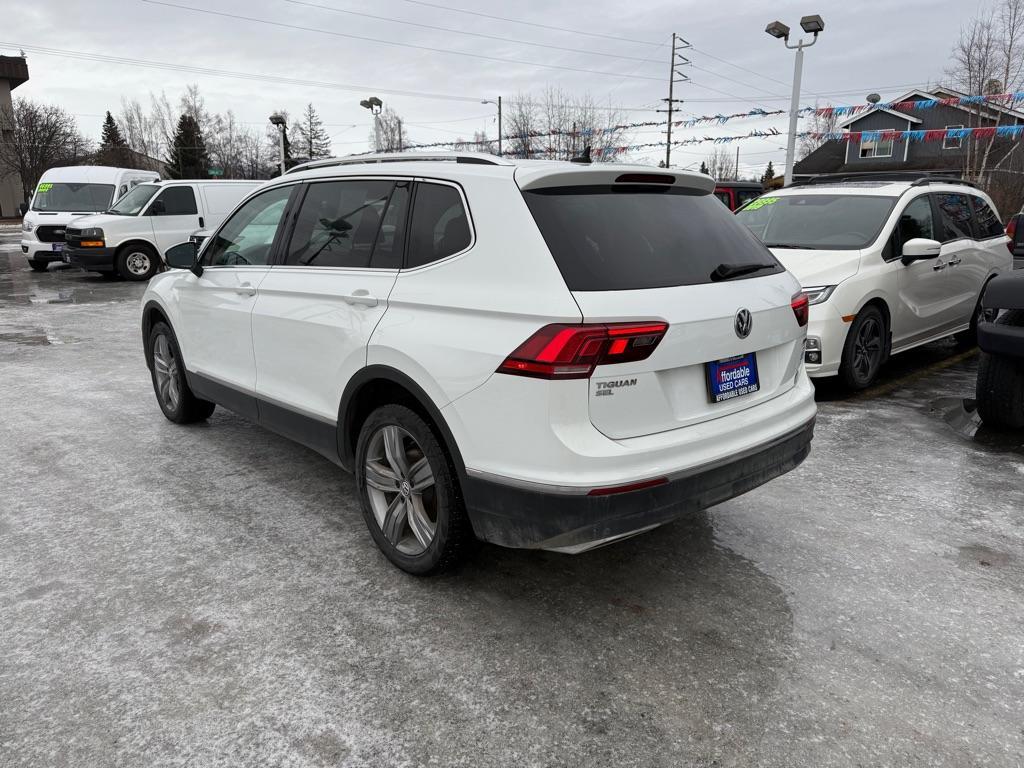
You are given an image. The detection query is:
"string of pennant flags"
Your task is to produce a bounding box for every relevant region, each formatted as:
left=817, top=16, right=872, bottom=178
left=814, top=91, right=1024, bottom=118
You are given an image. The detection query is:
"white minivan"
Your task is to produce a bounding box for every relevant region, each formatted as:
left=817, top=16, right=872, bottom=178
left=20, top=166, right=160, bottom=271
left=64, top=179, right=261, bottom=280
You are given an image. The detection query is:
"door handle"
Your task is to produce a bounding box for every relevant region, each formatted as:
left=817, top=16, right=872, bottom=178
left=932, top=261, right=946, bottom=271
left=235, top=281, right=257, bottom=297
left=948, top=255, right=962, bottom=266
left=342, top=289, right=378, bottom=307
left=198, top=216, right=205, bottom=228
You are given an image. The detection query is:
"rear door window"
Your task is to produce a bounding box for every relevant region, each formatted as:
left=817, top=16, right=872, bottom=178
left=970, top=196, right=1004, bottom=239
left=406, top=182, right=471, bottom=269
left=285, top=180, right=397, bottom=268
left=936, top=193, right=974, bottom=241
left=524, top=186, right=782, bottom=291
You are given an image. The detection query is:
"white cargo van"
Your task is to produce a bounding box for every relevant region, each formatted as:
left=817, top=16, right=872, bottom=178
left=64, top=179, right=261, bottom=280
left=20, top=166, right=160, bottom=271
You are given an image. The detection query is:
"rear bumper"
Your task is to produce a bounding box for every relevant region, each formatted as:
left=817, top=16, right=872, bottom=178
left=463, top=417, right=815, bottom=551
left=65, top=246, right=116, bottom=271
left=978, top=320, right=1024, bottom=358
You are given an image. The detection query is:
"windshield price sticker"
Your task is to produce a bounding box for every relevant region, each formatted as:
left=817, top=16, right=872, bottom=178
left=37, top=183, right=53, bottom=193
left=742, top=196, right=779, bottom=212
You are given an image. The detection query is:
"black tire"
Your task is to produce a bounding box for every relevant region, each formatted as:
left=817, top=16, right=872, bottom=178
left=955, top=286, right=997, bottom=348
left=976, top=309, right=1024, bottom=430
left=147, top=321, right=216, bottom=424
left=116, top=244, right=160, bottom=281
left=839, top=305, right=887, bottom=390
left=27, top=259, right=48, bottom=272
left=355, top=404, right=473, bottom=575
left=99, top=271, right=121, bottom=280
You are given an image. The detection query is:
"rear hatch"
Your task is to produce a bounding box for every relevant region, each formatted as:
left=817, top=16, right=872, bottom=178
left=518, top=167, right=805, bottom=440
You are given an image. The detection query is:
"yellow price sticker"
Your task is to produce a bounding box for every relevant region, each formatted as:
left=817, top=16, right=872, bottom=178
left=37, top=183, right=53, bottom=193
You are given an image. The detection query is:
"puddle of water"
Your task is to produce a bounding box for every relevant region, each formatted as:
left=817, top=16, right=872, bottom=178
left=931, top=397, right=1024, bottom=455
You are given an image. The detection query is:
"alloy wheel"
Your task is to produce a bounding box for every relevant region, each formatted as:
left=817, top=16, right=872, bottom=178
left=152, top=334, right=181, bottom=411
left=853, top=317, right=882, bottom=381
left=363, top=425, right=437, bottom=555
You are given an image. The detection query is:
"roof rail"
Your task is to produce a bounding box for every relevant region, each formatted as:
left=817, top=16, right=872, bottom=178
left=285, top=152, right=513, bottom=175
left=790, top=171, right=979, bottom=189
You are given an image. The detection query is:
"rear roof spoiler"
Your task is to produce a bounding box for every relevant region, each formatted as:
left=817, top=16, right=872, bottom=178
left=515, top=165, right=715, bottom=194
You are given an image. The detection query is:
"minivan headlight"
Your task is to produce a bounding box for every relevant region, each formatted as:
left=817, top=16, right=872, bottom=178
left=803, top=285, right=837, bottom=305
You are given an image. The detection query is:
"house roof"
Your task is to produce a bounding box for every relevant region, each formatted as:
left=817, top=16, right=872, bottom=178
left=838, top=108, right=923, bottom=129
left=891, top=87, right=1024, bottom=122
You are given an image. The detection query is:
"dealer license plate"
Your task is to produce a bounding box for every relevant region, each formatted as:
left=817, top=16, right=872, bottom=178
left=51, top=242, right=63, bottom=252
left=706, top=353, right=760, bottom=403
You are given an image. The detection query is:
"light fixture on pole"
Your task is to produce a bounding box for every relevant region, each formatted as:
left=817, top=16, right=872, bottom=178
left=269, top=112, right=287, bottom=176
left=360, top=96, right=384, bottom=151
left=765, top=14, right=825, bottom=186
left=481, top=98, right=503, bottom=156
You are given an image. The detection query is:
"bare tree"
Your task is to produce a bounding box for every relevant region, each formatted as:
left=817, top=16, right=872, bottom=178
left=0, top=98, right=89, bottom=201
left=238, top=126, right=273, bottom=179
left=148, top=91, right=178, bottom=159
left=207, top=110, right=245, bottom=178
left=798, top=105, right=839, bottom=159
left=502, top=88, right=631, bottom=161
left=947, top=0, right=1024, bottom=181
left=704, top=147, right=737, bottom=181
left=117, top=97, right=162, bottom=167
left=371, top=107, right=409, bottom=152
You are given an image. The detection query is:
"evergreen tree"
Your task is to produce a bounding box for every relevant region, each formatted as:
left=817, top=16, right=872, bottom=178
left=165, top=114, right=210, bottom=179
left=292, top=103, right=332, bottom=161
left=97, top=111, right=130, bottom=166
left=761, top=160, right=776, bottom=186
left=699, top=160, right=709, bottom=175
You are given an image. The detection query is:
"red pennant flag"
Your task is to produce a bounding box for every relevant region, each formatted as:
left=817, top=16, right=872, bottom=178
left=924, top=129, right=948, bottom=142
left=973, top=127, right=997, bottom=139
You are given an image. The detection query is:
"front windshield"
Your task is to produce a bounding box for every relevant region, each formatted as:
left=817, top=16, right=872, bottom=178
left=736, top=194, right=897, bottom=250
left=31, top=183, right=115, bottom=213
left=108, top=184, right=159, bottom=216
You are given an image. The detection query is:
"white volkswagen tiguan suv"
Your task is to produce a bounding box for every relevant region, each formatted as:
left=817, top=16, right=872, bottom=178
left=141, top=154, right=817, bottom=574
left=736, top=175, right=1012, bottom=389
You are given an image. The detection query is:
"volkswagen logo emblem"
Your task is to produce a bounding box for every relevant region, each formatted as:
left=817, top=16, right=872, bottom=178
left=734, top=309, right=753, bottom=339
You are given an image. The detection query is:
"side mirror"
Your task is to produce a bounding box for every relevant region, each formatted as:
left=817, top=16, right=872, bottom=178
left=901, top=238, right=942, bottom=265
left=149, top=199, right=166, bottom=216
left=165, top=242, right=203, bottom=277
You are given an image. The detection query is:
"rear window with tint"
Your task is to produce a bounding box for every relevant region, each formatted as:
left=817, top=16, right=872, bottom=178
left=523, top=186, right=782, bottom=291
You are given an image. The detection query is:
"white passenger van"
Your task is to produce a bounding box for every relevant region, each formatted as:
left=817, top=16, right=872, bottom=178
left=64, top=180, right=261, bottom=280
left=20, top=166, right=161, bottom=271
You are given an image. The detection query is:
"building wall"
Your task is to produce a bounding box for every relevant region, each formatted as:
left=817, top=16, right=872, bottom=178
left=0, top=78, right=22, bottom=218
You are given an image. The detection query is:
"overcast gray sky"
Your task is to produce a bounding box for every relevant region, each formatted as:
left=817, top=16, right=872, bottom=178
left=3, top=0, right=979, bottom=176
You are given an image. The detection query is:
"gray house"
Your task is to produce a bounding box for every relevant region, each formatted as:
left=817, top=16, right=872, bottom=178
left=794, top=87, right=1024, bottom=179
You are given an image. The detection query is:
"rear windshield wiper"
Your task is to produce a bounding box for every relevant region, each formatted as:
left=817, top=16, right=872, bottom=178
left=710, top=262, right=777, bottom=281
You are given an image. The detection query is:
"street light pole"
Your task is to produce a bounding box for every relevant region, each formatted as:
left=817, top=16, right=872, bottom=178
left=360, top=96, right=384, bottom=151
left=269, top=113, right=287, bottom=176
left=765, top=15, right=824, bottom=186
left=482, top=98, right=503, bottom=156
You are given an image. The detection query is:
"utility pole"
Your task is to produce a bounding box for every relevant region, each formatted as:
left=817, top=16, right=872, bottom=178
left=736, top=145, right=740, bottom=180
left=661, top=33, right=691, bottom=168
left=397, top=118, right=403, bottom=152
left=498, top=96, right=502, bottom=157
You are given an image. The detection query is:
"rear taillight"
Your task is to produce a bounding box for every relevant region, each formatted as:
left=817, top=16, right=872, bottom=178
left=497, top=322, right=668, bottom=380
left=1006, top=216, right=1017, bottom=254
left=791, top=292, right=809, bottom=327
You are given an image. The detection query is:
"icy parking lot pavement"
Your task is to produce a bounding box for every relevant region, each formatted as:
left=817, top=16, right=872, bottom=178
left=2, top=241, right=1023, bottom=767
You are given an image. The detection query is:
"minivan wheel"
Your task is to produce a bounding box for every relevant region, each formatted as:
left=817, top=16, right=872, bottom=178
left=117, top=244, right=160, bottom=281
left=840, top=306, right=886, bottom=390
left=355, top=405, right=473, bottom=575
left=147, top=321, right=216, bottom=423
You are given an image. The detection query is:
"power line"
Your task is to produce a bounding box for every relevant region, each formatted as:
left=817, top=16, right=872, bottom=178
left=4, top=41, right=485, bottom=103
left=141, top=1, right=664, bottom=81
left=391, top=0, right=659, bottom=46
left=280, top=0, right=659, bottom=64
